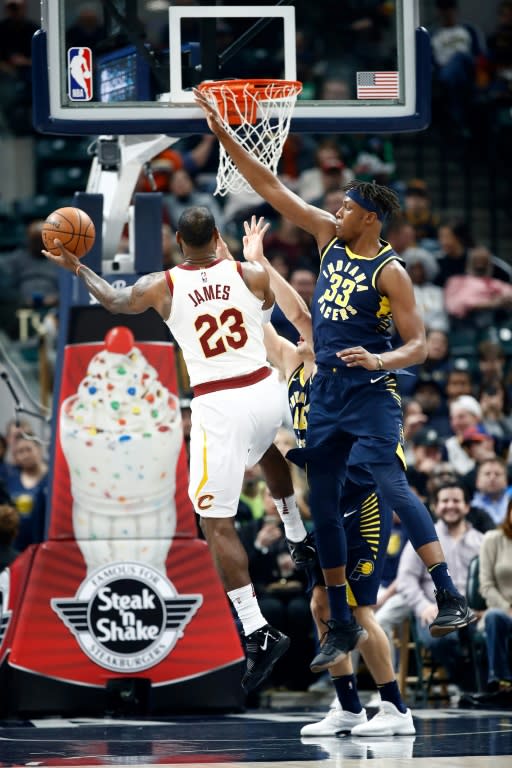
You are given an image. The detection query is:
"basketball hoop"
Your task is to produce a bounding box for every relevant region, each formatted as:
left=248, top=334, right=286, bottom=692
left=198, top=79, right=302, bottom=196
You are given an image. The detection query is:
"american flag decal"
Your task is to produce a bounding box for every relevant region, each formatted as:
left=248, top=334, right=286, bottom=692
left=356, top=72, right=399, bottom=99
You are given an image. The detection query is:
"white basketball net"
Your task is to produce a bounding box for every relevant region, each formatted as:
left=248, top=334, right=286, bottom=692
left=200, top=80, right=302, bottom=196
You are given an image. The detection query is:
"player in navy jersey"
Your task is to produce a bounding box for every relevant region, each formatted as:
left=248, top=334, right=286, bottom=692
left=242, top=217, right=414, bottom=735
left=195, top=91, right=476, bottom=666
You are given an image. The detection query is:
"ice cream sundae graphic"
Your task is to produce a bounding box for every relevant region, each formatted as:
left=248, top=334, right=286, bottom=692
left=60, top=327, right=182, bottom=574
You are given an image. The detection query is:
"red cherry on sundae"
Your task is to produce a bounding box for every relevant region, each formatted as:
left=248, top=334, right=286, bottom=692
left=105, top=326, right=134, bottom=354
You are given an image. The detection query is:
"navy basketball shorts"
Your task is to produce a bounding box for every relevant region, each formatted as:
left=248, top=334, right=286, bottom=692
left=305, top=483, right=393, bottom=607
left=303, top=368, right=405, bottom=470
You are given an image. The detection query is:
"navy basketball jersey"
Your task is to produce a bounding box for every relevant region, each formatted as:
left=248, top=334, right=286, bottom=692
left=288, top=363, right=311, bottom=448
left=312, top=238, right=403, bottom=368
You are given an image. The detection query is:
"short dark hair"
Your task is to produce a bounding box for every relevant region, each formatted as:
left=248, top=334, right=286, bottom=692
left=433, top=480, right=470, bottom=504
left=177, top=206, right=216, bottom=247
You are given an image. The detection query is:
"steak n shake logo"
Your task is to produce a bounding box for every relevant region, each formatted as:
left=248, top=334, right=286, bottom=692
left=52, top=562, right=202, bottom=672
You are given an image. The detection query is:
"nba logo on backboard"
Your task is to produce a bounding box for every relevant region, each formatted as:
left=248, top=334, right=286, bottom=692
left=67, top=47, right=93, bottom=101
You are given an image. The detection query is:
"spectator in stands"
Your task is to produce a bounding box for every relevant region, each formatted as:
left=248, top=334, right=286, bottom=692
left=137, top=149, right=183, bottom=194
left=385, top=218, right=417, bottom=257
left=320, top=1, right=395, bottom=73
left=411, top=378, right=450, bottom=437
left=262, top=217, right=317, bottom=271
left=471, top=456, right=512, bottom=526
left=403, top=246, right=448, bottom=333
left=478, top=340, right=507, bottom=389
left=407, top=428, right=445, bottom=502
left=420, top=329, right=452, bottom=391
left=397, top=481, right=483, bottom=689
left=3, top=220, right=59, bottom=309
left=430, top=0, right=485, bottom=139
left=445, top=395, right=483, bottom=475
left=5, top=434, right=47, bottom=551
left=479, top=381, right=512, bottom=446
left=3, top=418, right=32, bottom=465
left=237, top=465, right=266, bottom=526
left=0, top=502, right=19, bottom=571
left=161, top=223, right=182, bottom=270
left=0, top=0, right=38, bottom=134
left=317, top=75, right=351, bottom=101
left=425, top=462, right=458, bottom=508
left=459, top=425, right=497, bottom=499
left=468, top=244, right=512, bottom=283
left=478, top=497, right=512, bottom=692
left=402, top=398, right=428, bottom=466
left=445, top=366, right=475, bottom=404
left=402, top=179, right=440, bottom=247
left=163, top=168, right=225, bottom=232
left=321, top=188, right=346, bottom=218
left=434, top=219, right=473, bottom=286
left=267, top=253, right=290, bottom=280
left=402, top=329, right=452, bottom=404
left=444, top=245, right=512, bottom=329
left=296, top=138, right=354, bottom=204
left=351, top=135, right=396, bottom=186
left=66, top=4, right=105, bottom=53
left=486, top=0, right=512, bottom=104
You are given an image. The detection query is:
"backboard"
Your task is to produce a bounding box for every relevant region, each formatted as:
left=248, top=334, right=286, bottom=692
left=33, top=0, right=430, bottom=135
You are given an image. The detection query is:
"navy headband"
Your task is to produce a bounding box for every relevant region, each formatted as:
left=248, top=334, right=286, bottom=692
left=345, top=188, right=385, bottom=221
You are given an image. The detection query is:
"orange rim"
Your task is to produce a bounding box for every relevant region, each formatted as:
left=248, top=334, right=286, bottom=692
left=198, top=79, right=302, bottom=126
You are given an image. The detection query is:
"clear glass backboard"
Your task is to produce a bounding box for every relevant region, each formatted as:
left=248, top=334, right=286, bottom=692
left=33, top=0, right=430, bottom=135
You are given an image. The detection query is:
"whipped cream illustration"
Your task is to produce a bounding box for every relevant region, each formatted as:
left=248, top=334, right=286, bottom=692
left=60, top=326, right=182, bottom=574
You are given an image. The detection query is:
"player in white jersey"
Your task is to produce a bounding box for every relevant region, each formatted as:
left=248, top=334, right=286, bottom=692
left=43, top=205, right=310, bottom=692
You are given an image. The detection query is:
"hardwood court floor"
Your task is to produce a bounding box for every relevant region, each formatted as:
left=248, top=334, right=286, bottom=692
left=0, top=703, right=511, bottom=768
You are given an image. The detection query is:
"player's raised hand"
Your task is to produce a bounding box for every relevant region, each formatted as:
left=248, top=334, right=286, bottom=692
left=242, top=216, right=270, bottom=264
left=216, top=234, right=234, bottom=261
left=192, top=88, right=225, bottom=136
left=42, top=239, right=81, bottom=274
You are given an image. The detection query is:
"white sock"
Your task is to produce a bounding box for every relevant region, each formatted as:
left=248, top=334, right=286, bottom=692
left=227, top=583, right=267, bottom=636
left=273, top=494, right=307, bottom=542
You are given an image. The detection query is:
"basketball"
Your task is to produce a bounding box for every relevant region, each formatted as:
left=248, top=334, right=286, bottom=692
left=42, top=207, right=96, bottom=258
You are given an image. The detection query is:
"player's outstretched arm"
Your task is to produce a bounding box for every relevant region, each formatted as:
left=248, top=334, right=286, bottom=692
left=243, top=216, right=312, bottom=347
left=193, top=88, right=335, bottom=247
left=42, top=240, right=171, bottom=318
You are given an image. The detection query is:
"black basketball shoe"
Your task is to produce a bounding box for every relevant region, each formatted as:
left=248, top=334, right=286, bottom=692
left=310, top=617, right=368, bottom=673
left=429, top=590, right=477, bottom=637
left=286, top=532, right=317, bottom=569
left=241, top=624, right=290, bottom=692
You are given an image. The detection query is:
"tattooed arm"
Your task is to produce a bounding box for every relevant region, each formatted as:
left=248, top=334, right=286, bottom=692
left=42, top=239, right=172, bottom=319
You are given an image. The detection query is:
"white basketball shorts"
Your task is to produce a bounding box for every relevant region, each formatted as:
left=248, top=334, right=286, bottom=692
left=188, top=371, right=283, bottom=518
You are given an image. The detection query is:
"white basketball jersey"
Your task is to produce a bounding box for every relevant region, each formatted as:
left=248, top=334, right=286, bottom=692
left=165, top=260, right=268, bottom=386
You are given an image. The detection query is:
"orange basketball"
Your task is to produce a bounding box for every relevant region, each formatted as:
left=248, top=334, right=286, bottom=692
left=42, top=206, right=96, bottom=258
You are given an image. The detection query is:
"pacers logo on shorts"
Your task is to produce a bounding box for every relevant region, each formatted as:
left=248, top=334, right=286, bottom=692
left=350, top=559, right=374, bottom=581
left=67, top=47, right=93, bottom=101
